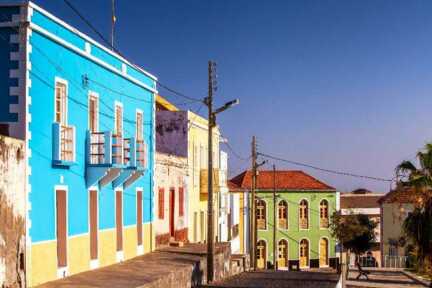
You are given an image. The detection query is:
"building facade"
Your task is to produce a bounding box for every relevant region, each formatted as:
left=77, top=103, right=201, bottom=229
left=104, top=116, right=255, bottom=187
left=218, top=151, right=230, bottom=242
left=156, top=96, right=221, bottom=244
left=230, top=170, right=339, bottom=270
left=0, top=2, right=156, bottom=286
left=340, top=189, right=382, bottom=267
left=0, top=135, right=26, bottom=287
left=379, top=189, right=420, bottom=268
left=155, top=98, right=189, bottom=246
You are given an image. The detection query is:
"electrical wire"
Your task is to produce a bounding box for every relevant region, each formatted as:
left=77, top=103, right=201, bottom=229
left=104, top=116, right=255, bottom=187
left=258, top=152, right=393, bottom=182
left=60, top=0, right=203, bottom=104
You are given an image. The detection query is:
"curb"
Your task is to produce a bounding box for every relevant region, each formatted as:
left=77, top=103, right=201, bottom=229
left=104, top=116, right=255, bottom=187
left=402, top=270, right=431, bottom=287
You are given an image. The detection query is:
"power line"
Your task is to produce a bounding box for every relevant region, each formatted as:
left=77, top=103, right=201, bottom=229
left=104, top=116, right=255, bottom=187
left=221, top=139, right=251, bottom=161
left=59, top=1, right=203, bottom=104
left=258, top=152, right=393, bottom=182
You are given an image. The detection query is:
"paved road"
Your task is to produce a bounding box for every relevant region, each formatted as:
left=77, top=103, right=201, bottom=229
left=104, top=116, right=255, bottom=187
left=347, top=269, right=426, bottom=288
left=205, top=270, right=339, bottom=288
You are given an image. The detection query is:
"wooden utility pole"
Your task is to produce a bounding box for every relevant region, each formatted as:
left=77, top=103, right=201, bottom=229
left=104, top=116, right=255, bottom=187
left=206, top=61, right=215, bottom=283
left=273, top=164, right=277, bottom=271
left=250, top=136, right=257, bottom=270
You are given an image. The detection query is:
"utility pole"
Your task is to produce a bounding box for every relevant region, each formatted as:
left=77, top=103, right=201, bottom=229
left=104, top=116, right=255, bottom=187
left=206, top=61, right=215, bottom=283
left=273, top=164, right=277, bottom=271
left=250, top=136, right=257, bottom=270
left=205, top=61, right=239, bottom=283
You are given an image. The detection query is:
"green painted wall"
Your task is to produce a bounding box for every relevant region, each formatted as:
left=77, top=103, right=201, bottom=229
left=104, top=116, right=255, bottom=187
left=255, top=190, right=337, bottom=266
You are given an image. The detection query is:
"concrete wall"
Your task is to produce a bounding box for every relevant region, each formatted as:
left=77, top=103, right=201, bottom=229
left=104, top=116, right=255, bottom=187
left=0, top=135, right=26, bottom=287
left=156, top=111, right=188, bottom=158
left=155, top=152, right=188, bottom=246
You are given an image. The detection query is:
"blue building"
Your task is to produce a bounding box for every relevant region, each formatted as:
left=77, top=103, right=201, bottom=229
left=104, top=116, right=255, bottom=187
left=0, top=2, right=157, bottom=286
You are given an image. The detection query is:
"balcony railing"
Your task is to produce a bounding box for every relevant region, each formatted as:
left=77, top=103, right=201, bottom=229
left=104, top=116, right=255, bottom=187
left=299, top=218, right=308, bottom=229
left=200, top=169, right=220, bottom=194
left=257, top=219, right=266, bottom=230
left=136, top=139, right=147, bottom=169
left=112, top=134, right=123, bottom=165
left=278, top=218, right=288, bottom=229
left=53, top=122, right=76, bottom=165
left=320, top=217, right=329, bottom=229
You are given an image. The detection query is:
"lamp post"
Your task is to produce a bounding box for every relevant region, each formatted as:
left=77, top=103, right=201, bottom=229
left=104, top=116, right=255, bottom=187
left=205, top=61, right=239, bottom=283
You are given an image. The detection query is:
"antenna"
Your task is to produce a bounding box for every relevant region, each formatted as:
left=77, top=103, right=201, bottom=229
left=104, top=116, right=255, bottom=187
left=111, top=0, right=116, bottom=49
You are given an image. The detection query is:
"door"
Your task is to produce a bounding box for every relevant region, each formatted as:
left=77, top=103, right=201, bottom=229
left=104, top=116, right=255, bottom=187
left=89, top=190, right=98, bottom=260
left=116, top=190, right=123, bottom=251
left=300, top=239, right=309, bottom=268
left=56, top=190, right=67, bottom=268
left=137, top=190, right=143, bottom=246
left=257, top=240, right=266, bottom=269
left=193, top=212, right=198, bottom=242
left=169, top=188, right=175, bottom=237
left=320, top=238, right=329, bottom=267
left=278, top=240, right=288, bottom=268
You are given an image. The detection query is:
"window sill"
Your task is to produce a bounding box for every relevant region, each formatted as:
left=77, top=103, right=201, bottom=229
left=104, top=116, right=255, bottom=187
left=52, top=159, right=77, bottom=168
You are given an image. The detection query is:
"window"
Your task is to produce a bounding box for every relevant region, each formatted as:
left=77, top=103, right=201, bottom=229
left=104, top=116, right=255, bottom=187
left=278, top=239, right=288, bottom=268
left=179, top=187, right=184, bottom=217
left=115, top=103, right=123, bottom=136
left=319, top=199, right=329, bottom=228
left=278, top=200, right=288, bottom=229
left=136, top=110, right=143, bottom=140
left=256, top=199, right=266, bottom=230
left=299, top=199, right=308, bottom=229
left=55, top=80, right=67, bottom=124
left=88, top=93, right=99, bottom=132
left=158, top=188, right=164, bottom=219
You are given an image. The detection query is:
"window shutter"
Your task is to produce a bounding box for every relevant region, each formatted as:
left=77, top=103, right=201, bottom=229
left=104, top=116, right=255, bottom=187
left=158, top=188, right=164, bottom=219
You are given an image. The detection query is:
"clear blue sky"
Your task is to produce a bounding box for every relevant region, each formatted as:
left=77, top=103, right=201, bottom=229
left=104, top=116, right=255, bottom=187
left=30, top=0, right=432, bottom=192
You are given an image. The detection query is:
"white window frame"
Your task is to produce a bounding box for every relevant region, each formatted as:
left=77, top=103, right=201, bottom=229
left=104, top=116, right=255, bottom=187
left=54, top=77, right=68, bottom=125
left=88, top=91, right=99, bottom=132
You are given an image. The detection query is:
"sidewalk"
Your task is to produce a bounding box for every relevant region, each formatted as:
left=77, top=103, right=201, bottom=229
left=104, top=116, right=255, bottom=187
left=37, top=243, right=231, bottom=288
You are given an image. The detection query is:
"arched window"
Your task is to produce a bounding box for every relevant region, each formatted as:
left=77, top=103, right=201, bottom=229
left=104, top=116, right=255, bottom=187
left=256, top=199, right=266, bottom=230
left=278, top=200, right=288, bottom=229
left=320, top=199, right=329, bottom=228
left=277, top=239, right=288, bottom=268
left=299, top=199, right=308, bottom=229
left=299, top=239, right=309, bottom=268
left=256, top=240, right=267, bottom=269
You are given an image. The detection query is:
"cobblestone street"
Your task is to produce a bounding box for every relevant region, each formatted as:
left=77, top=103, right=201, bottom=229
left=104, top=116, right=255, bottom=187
left=346, top=269, right=427, bottom=288
left=204, top=270, right=339, bottom=288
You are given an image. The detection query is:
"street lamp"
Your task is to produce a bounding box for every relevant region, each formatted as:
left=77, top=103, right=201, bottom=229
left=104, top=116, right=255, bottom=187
left=206, top=61, right=239, bottom=283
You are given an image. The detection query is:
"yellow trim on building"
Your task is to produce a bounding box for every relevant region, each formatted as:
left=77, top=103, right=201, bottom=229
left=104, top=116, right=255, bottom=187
left=156, top=94, right=179, bottom=111
left=99, top=229, right=117, bottom=267
left=124, top=226, right=137, bottom=260
left=68, top=234, right=90, bottom=275
left=30, top=241, right=57, bottom=287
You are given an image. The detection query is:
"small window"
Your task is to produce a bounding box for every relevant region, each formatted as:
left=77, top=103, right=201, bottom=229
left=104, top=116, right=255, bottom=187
left=55, top=80, right=67, bottom=124
left=158, top=188, right=164, bottom=219
left=136, top=110, right=143, bottom=140
left=299, top=199, right=309, bottom=229
left=278, top=200, right=288, bottom=229
left=88, top=93, right=99, bottom=133
left=256, top=199, right=266, bottom=230
left=115, top=103, right=123, bottom=137
left=319, top=199, right=329, bottom=228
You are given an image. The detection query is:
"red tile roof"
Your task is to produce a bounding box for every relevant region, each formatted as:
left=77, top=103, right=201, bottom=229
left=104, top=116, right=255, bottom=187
left=229, top=170, right=335, bottom=191
left=340, top=193, right=382, bottom=209
left=378, top=188, right=422, bottom=205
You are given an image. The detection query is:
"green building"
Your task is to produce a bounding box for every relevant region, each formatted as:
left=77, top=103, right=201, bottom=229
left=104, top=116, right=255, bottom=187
left=229, top=170, right=339, bottom=270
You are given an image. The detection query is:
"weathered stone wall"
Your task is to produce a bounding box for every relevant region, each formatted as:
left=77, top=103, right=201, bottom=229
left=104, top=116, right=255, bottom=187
left=0, top=135, right=26, bottom=287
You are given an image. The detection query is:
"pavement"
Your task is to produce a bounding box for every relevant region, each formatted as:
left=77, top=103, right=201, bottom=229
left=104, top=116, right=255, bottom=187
left=346, top=269, right=427, bottom=288
left=203, top=270, right=339, bottom=288
left=36, top=244, right=213, bottom=288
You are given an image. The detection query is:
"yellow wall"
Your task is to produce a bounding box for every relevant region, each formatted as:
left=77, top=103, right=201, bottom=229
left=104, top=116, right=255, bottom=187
left=29, top=223, right=154, bottom=287
left=30, top=240, right=57, bottom=287
left=187, top=110, right=220, bottom=243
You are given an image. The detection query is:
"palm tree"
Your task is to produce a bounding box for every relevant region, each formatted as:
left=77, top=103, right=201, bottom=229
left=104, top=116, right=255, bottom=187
left=396, top=143, right=432, bottom=280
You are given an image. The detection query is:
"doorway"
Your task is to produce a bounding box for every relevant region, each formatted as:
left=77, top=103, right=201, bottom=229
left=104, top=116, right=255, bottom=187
left=169, top=188, right=175, bottom=237
left=300, top=239, right=309, bottom=268
left=257, top=240, right=266, bottom=269
left=319, top=238, right=329, bottom=267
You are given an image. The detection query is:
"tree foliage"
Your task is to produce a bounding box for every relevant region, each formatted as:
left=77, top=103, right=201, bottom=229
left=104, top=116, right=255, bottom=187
left=330, top=211, right=377, bottom=255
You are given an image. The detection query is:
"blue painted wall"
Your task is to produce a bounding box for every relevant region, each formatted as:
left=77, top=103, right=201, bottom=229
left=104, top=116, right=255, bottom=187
left=26, top=8, right=155, bottom=242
